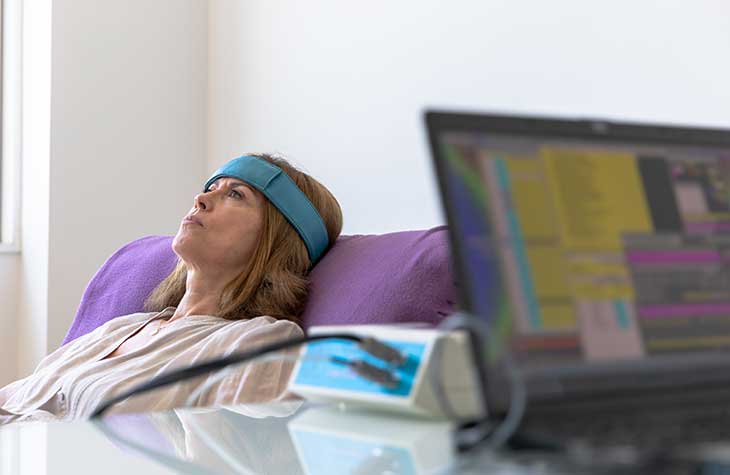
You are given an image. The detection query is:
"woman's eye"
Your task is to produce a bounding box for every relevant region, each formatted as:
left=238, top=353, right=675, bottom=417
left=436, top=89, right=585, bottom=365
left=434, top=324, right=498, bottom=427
left=229, top=190, right=242, bottom=199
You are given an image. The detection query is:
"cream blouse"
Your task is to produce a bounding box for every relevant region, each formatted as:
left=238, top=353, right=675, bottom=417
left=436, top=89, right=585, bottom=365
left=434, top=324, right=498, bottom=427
left=0, top=307, right=303, bottom=425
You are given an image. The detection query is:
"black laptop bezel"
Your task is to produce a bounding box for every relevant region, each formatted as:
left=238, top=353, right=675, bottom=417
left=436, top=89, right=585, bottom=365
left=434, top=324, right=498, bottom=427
left=425, top=110, right=730, bottom=414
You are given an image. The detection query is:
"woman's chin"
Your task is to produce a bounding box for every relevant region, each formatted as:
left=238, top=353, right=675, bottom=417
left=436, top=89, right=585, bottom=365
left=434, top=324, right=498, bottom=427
left=172, top=233, right=195, bottom=258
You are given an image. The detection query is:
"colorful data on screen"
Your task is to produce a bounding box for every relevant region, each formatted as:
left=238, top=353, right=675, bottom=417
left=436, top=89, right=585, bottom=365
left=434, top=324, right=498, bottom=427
left=440, top=132, right=730, bottom=367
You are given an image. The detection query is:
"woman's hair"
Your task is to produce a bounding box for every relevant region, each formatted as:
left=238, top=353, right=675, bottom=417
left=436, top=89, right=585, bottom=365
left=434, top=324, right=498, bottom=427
left=143, top=154, right=343, bottom=322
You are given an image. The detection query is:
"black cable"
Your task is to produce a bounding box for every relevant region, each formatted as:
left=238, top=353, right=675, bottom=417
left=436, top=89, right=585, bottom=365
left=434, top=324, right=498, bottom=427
left=92, top=311, right=550, bottom=453
left=91, top=333, right=367, bottom=418
left=433, top=313, right=529, bottom=452
left=435, top=313, right=566, bottom=454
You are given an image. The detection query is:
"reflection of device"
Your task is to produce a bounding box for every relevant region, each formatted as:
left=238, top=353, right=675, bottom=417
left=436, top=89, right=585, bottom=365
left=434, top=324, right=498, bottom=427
left=288, top=406, right=454, bottom=475
left=288, top=325, right=483, bottom=419
left=425, top=111, right=730, bottom=446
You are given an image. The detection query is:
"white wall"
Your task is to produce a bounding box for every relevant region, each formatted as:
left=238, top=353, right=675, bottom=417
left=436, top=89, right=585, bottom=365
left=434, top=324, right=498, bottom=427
left=207, top=0, right=730, bottom=235
left=0, top=255, right=19, bottom=385
left=43, top=0, right=208, bottom=356
left=0, top=0, right=208, bottom=384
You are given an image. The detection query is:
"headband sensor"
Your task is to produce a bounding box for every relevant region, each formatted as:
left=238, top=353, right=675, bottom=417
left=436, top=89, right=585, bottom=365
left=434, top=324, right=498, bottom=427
left=204, top=155, right=330, bottom=265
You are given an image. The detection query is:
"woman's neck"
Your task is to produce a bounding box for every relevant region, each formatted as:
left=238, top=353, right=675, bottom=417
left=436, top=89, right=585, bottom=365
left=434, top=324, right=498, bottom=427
left=170, top=267, right=234, bottom=321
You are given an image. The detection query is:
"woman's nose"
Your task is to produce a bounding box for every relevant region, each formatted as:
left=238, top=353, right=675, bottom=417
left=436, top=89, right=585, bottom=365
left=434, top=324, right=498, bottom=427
left=194, top=192, right=208, bottom=211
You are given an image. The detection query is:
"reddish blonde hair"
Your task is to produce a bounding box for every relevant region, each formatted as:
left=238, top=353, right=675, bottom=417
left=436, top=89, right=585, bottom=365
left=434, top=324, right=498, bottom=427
left=144, top=154, right=343, bottom=322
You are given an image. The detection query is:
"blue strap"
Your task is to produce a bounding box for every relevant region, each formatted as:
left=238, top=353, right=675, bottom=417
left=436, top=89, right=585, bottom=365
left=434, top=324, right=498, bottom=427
left=204, top=156, right=330, bottom=265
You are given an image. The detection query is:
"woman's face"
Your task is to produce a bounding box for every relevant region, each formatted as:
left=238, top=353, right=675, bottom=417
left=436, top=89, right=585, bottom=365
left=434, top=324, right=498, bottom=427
left=173, top=177, right=266, bottom=274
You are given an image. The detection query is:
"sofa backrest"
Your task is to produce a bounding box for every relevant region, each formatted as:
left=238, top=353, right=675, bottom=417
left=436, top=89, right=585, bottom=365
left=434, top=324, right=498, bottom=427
left=63, top=226, right=456, bottom=345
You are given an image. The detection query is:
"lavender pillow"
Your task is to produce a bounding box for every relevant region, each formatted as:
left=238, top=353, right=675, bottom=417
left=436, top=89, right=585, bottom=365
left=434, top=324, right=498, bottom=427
left=63, top=227, right=456, bottom=345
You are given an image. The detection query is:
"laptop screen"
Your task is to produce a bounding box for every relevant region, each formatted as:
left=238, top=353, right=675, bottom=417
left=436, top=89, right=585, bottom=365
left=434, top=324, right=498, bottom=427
left=426, top=112, right=730, bottom=408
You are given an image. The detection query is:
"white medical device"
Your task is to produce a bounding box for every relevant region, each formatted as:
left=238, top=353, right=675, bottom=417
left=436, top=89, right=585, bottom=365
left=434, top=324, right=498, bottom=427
left=288, top=325, right=484, bottom=419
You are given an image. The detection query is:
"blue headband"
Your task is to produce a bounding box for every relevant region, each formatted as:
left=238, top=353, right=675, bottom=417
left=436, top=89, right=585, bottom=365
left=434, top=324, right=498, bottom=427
left=204, top=155, right=329, bottom=265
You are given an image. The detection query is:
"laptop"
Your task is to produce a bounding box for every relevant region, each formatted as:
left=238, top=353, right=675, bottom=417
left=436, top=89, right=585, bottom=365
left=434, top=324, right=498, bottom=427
left=425, top=111, right=730, bottom=449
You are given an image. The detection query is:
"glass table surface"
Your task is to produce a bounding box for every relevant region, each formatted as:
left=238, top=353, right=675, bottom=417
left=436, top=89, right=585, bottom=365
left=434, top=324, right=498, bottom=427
left=3, top=401, right=730, bottom=474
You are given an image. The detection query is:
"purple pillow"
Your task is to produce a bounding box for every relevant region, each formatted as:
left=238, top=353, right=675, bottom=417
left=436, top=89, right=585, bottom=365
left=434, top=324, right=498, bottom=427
left=62, top=227, right=456, bottom=345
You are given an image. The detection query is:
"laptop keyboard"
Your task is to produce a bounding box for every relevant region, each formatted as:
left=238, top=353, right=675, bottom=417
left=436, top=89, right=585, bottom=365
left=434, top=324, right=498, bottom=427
left=525, top=407, right=730, bottom=448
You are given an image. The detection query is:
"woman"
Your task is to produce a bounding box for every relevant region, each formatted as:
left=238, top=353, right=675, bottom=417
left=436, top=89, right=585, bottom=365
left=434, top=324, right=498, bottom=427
left=0, top=154, right=343, bottom=424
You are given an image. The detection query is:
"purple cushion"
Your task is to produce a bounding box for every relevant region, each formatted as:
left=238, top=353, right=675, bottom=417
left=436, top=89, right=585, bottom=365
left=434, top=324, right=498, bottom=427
left=62, top=227, right=456, bottom=345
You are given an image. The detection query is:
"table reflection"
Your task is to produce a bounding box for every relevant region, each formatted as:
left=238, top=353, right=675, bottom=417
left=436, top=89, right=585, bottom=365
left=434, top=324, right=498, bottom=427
left=96, top=401, right=304, bottom=475
left=94, top=402, right=460, bottom=475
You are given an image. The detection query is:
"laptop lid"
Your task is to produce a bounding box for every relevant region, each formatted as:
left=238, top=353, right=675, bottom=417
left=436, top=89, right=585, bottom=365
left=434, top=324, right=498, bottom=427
left=425, top=111, right=730, bottom=413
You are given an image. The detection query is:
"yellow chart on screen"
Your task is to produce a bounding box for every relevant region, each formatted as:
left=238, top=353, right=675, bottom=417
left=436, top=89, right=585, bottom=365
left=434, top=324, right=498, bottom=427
left=500, top=148, right=655, bottom=335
